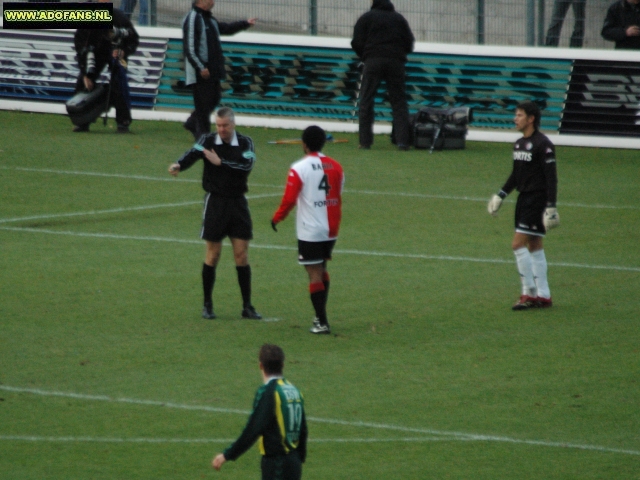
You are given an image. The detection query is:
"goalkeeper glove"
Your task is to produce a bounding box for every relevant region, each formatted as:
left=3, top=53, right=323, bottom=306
left=487, top=194, right=504, bottom=216
left=543, top=207, right=560, bottom=230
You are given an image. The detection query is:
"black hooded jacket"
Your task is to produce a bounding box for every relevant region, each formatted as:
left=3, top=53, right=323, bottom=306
left=601, top=0, right=640, bottom=49
left=351, top=0, right=414, bottom=62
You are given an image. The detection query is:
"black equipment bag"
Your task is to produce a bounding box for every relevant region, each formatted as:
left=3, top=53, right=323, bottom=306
left=412, top=106, right=472, bottom=151
left=66, top=83, right=109, bottom=126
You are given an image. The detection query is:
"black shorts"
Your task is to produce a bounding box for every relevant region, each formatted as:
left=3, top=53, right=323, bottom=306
left=201, top=194, right=253, bottom=242
left=261, top=451, right=302, bottom=480
left=515, top=191, right=546, bottom=236
left=297, top=240, right=336, bottom=265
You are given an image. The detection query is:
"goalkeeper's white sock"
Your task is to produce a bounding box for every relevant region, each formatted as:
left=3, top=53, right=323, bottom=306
left=514, top=247, right=536, bottom=297
left=531, top=249, right=551, bottom=299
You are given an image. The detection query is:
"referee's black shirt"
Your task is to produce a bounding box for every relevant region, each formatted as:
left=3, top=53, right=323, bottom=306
left=176, top=132, right=256, bottom=197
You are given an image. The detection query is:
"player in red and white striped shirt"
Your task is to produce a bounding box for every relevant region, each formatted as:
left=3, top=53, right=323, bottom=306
left=272, top=126, right=345, bottom=334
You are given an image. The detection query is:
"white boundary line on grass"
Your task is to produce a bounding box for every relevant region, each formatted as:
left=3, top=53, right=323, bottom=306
left=0, top=194, right=281, bottom=225
left=1, top=386, right=638, bottom=456
left=1, top=226, right=639, bottom=272
left=1, top=166, right=638, bottom=211
left=0, top=435, right=456, bottom=444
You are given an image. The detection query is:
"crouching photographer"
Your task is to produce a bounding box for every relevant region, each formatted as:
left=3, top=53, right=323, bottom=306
left=71, top=0, right=139, bottom=133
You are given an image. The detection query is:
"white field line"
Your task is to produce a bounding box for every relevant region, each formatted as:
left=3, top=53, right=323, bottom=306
left=1, top=386, right=638, bottom=456
left=1, top=166, right=638, bottom=210
left=0, top=435, right=455, bottom=444
left=1, top=226, right=639, bottom=272
left=0, top=194, right=282, bottom=225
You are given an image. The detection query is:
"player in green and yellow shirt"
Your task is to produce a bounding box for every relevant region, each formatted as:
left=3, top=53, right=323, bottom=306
left=212, top=344, right=308, bottom=479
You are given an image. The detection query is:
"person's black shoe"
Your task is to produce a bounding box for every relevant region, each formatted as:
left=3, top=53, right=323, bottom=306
left=202, top=302, right=216, bottom=320
left=397, top=144, right=410, bottom=151
left=241, top=305, right=262, bottom=320
left=116, top=125, right=130, bottom=134
left=358, top=144, right=371, bottom=150
left=72, top=124, right=89, bottom=133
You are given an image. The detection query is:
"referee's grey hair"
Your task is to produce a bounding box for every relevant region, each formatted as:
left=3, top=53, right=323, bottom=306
left=215, top=107, right=235, bottom=123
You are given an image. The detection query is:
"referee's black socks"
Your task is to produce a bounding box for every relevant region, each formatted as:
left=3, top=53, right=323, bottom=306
left=236, top=265, right=252, bottom=308
left=202, top=263, right=216, bottom=305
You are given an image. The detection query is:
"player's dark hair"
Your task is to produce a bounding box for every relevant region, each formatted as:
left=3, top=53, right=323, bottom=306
left=302, top=125, right=326, bottom=152
left=259, top=344, right=285, bottom=375
left=517, top=101, right=541, bottom=129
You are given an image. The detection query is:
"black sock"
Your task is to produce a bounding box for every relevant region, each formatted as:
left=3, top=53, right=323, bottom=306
left=236, top=265, right=252, bottom=308
left=202, top=263, right=216, bottom=305
left=310, top=283, right=328, bottom=325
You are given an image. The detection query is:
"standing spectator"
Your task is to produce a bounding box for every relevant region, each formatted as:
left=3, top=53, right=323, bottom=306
left=545, top=0, right=586, bottom=47
left=487, top=102, right=559, bottom=311
left=351, top=0, right=414, bottom=151
left=271, top=126, right=344, bottom=334
left=602, top=0, right=640, bottom=49
left=212, top=344, right=307, bottom=480
left=72, top=0, right=138, bottom=133
left=168, top=107, right=262, bottom=320
left=182, top=0, right=256, bottom=140
left=120, top=0, right=149, bottom=26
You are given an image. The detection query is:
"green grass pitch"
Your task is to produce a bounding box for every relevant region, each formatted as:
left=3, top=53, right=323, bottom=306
left=0, top=110, right=639, bottom=479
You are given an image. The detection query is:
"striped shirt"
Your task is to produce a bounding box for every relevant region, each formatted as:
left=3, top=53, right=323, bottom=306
left=273, top=152, right=345, bottom=242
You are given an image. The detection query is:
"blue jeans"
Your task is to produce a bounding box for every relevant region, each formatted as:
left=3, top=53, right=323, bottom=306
left=120, top=0, right=149, bottom=25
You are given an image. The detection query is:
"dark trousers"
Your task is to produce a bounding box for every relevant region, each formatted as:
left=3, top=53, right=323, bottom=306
left=261, top=452, right=302, bottom=480
left=185, top=79, right=221, bottom=139
left=544, top=0, right=586, bottom=47
left=74, top=63, right=131, bottom=128
left=357, top=57, right=411, bottom=148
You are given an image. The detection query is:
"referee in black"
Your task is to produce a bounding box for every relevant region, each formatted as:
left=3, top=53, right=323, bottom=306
left=212, top=344, right=307, bottom=479
left=487, top=101, right=559, bottom=311
left=169, top=107, right=261, bottom=320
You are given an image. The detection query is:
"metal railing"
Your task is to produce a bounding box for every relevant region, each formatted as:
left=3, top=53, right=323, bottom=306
left=2, top=0, right=617, bottom=49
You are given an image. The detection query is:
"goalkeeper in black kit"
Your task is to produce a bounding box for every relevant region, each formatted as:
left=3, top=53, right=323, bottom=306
left=487, top=101, right=559, bottom=311
left=212, top=344, right=307, bottom=480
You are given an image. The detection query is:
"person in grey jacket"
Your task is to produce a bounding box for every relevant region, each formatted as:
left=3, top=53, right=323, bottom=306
left=351, top=0, right=414, bottom=150
left=182, top=0, right=255, bottom=139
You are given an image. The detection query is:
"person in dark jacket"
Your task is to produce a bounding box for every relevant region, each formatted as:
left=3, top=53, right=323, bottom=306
left=351, top=0, right=414, bottom=150
left=182, top=0, right=256, bottom=140
left=601, top=0, right=640, bottom=49
left=212, top=344, right=307, bottom=480
left=73, top=0, right=139, bottom=132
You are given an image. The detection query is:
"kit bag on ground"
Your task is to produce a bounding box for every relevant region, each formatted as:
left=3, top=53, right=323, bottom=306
left=412, top=107, right=472, bottom=150
left=66, top=83, right=109, bottom=126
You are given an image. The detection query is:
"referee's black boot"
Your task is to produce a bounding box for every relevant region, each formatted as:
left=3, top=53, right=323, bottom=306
left=241, top=305, right=262, bottom=320
left=202, top=301, right=216, bottom=320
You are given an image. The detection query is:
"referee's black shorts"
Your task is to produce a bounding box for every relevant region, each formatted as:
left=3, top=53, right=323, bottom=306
left=261, top=451, right=302, bottom=480
left=201, top=194, right=253, bottom=242
left=515, top=190, right=546, bottom=236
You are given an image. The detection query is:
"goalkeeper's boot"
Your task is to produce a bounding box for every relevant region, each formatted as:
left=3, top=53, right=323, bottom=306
left=512, top=295, right=537, bottom=311
left=202, top=302, right=216, bottom=320
left=535, top=297, right=553, bottom=308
